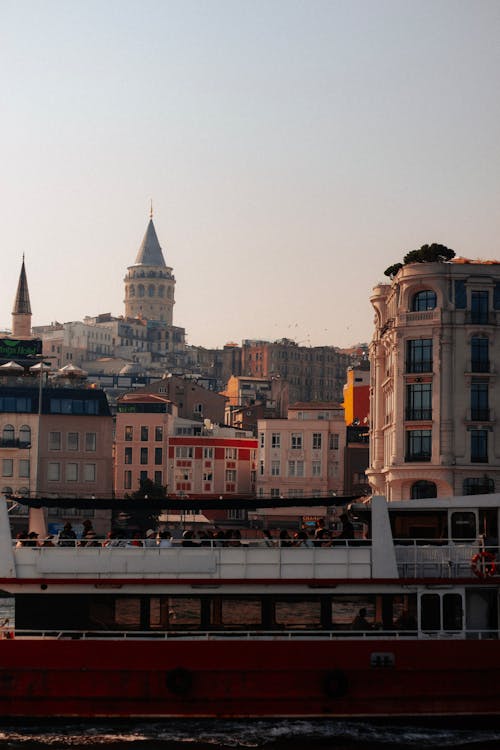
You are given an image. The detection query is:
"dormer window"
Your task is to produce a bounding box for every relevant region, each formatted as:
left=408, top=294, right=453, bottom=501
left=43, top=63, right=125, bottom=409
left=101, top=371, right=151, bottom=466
left=412, top=290, right=437, bottom=311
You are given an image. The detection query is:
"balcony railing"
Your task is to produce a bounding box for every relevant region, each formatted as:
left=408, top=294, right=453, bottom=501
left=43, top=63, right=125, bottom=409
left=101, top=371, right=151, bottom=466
left=405, top=409, right=432, bottom=421
left=0, top=439, right=31, bottom=449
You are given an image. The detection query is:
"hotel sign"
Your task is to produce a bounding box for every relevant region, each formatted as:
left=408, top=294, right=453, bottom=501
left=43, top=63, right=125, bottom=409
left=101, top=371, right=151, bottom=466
left=0, top=338, right=42, bottom=358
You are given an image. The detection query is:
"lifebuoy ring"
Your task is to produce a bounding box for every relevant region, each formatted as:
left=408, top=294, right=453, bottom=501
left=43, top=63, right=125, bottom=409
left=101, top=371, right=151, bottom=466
left=165, top=667, right=193, bottom=695
left=323, top=669, right=348, bottom=699
left=471, top=550, right=497, bottom=578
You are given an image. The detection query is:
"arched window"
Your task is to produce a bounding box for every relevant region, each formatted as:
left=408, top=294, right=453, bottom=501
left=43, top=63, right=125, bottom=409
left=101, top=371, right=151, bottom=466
left=138, top=284, right=145, bottom=298
left=412, top=290, right=437, bottom=311
left=411, top=480, right=437, bottom=499
left=129, top=285, right=135, bottom=297
left=19, top=425, right=31, bottom=446
left=1, top=487, right=13, bottom=496
left=167, top=287, right=173, bottom=299
left=148, top=285, right=155, bottom=297
left=17, top=487, right=29, bottom=497
left=2, top=425, right=14, bottom=445
left=158, top=285, right=165, bottom=298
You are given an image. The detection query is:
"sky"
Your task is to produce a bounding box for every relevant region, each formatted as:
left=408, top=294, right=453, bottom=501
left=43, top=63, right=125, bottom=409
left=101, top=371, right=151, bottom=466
left=1, top=0, right=499, bottom=350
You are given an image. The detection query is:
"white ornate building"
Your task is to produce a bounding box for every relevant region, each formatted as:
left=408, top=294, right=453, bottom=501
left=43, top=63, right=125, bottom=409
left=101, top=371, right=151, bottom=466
left=367, top=258, right=500, bottom=500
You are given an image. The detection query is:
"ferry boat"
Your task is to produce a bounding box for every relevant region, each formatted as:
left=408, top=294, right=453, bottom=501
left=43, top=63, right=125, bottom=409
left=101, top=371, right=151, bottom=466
left=0, top=492, right=498, bottom=720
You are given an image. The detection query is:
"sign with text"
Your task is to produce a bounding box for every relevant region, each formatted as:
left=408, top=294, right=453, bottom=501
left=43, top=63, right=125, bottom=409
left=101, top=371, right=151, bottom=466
left=0, top=338, right=42, bottom=358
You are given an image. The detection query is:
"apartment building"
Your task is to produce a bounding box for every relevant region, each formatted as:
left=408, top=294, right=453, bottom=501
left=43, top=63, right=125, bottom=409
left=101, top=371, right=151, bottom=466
left=367, top=258, right=500, bottom=500
left=256, top=402, right=345, bottom=499
left=114, top=392, right=257, bottom=499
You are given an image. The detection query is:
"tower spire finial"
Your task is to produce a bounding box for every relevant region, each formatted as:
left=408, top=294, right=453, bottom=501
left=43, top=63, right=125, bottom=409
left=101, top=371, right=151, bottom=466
left=149, top=199, right=153, bottom=220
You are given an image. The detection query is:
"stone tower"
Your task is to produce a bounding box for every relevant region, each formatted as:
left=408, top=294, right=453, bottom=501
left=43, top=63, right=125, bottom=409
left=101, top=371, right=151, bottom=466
left=123, top=210, right=175, bottom=324
left=12, top=256, right=32, bottom=339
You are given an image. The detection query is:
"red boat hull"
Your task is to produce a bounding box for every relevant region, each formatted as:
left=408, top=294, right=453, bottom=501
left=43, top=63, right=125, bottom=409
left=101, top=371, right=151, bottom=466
left=0, top=638, right=498, bottom=719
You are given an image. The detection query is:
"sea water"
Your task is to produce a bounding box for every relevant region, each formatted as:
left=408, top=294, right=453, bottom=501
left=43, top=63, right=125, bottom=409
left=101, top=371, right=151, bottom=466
left=0, top=720, right=499, bottom=750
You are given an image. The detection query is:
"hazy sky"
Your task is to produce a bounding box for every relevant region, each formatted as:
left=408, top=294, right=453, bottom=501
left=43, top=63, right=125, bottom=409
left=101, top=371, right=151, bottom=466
left=1, top=0, right=499, bottom=349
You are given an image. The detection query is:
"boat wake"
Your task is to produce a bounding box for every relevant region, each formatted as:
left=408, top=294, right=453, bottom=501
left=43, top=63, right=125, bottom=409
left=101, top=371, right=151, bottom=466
left=0, top=720, right=499, bottom=750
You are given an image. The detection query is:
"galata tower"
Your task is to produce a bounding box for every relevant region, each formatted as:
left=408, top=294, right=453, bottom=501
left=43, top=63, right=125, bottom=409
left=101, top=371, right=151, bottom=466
left=123, top=209, right=175, bottom=324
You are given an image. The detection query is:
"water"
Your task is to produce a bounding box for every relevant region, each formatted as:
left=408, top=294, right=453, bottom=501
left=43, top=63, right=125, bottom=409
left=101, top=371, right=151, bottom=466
left=0, top=721, right=499, bottom=750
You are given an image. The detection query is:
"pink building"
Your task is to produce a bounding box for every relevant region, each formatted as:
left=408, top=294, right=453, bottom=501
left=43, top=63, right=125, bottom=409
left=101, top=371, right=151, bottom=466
left=256, top=402, right=346, bottom=499
left=114, top=392, right=257, bottom=499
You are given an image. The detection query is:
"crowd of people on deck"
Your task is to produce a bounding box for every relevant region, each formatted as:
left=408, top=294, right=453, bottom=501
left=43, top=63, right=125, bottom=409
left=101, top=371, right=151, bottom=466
left=14, top=514, right=360, bottom=549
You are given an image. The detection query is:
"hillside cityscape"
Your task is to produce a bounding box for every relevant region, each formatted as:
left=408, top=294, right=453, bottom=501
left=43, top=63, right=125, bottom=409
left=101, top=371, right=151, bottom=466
left=1, top=213, right=499, bottom=537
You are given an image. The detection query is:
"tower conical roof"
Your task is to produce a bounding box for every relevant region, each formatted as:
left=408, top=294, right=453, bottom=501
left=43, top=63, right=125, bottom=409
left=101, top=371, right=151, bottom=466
left=134, top=219, right=166, bottom=267
left=12, top=257, right=32, bottom=315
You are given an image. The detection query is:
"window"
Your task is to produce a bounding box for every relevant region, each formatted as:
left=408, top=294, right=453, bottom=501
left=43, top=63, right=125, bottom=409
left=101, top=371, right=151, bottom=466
left=140, top=447, right=148, bottom=464
left=154, top=471, right=162, bottom=485
left=312, top=460, right=321, bottom=477
left=140, top=426, right=149, bottom=441
left=124, top=470, right=132, bottom=490
left=471, top=381, right=489, bottom=420
left=19, top=459, right=30, bottom=478
left=175, top=447, right=193, bottom=459
left=225, top=448, right=237, bottom=459
left=124, top=447, right=132, bottom=464
left=85, top=432, right=97, bottom=451
left=1, top=425, right=14, bottom=445
left=329, top=434, right=339, bottom=450
left=410, top=480, right=436, bottom=499
left=66, top=463, right=78, bottom=482
left=406, top=429, right=432, bottom=461
left=203, top=471, right=213, bottom=482
left=406, top=382, right=432, bottom=420
left=48, top=432, right=61, bottom=450
left=288, top=460, right=296, bottom=477
left=421, top=593, right=463, bottom=632
left=203, top=447, right=213, bottom=459
left=259, top=460, right=264, bottom=476
left=225, top=469, right=237, bottom=482
left=406, top=339, right=433, bottom=373
left=291, top=433, right=303, bottom=450
left=155, top=426, right=163, bottom=441
left=471, top=290, right=489, bottom=324
left=140, top=470, right=148, bottom=482
left=259, top=432, right=265, bottom=448
left=412, top=290, right=437, bottom=311
left=312, top=432, right=322, bottom=450
left=125, top=426, right=133, bottom=441
left=270, top=488, right=281, bottom=498
left=271, top=460, right=280, bottom=476
left=67, top=432, right=79, bottom=451
left=2, top=459, right=13, bottom=477
left=271, top=432, right=281, bottom=449
left=471, top=429, right=488, bottom=463
left=19, top=425, right=31, bottom=446
left=463, top=477, right=494, bottom=495
left=155, top=447, right=162, bottom=465
left=47, top=463, right=60, bottom=481
left=83, top=464, right=96, bottom=482
left=471, top=336, right=489, bottom=372
left=296, top=460, right=304, bottom=477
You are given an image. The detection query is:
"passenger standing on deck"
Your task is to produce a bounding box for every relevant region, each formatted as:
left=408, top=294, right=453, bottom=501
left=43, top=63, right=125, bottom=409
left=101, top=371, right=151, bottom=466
left=351, top=607, right=372, bottom=631
left=58, top=522, right=77, bottom=547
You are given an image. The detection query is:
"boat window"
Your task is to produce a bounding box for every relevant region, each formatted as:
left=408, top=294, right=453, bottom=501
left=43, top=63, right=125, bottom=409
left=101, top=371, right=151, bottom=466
left=275, top=599, right=321, bottom=628
left=331, top=595, right=376, bottom=629
left=421, top=592, right=463, bottom=632
left=443, top=594, right=463, bottom=631
left=220, top=599, right=261, bottom=626
left=450, top=512, right=476, bottom=541
left=167, top=597, right=201, bottom=626
left=115, top=598, right=141, bottom=627
left=420, top=594, right=441, bottom=631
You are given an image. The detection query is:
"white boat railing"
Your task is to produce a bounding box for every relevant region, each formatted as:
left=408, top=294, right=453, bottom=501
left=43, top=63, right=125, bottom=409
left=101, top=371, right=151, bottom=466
left=394, top=539, right=498, bottom=578
left=7, top=626, right=498, bottom=641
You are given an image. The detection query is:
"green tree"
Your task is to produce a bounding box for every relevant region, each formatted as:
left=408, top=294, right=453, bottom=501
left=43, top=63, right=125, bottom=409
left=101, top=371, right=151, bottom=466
left=384, top=263, right=403, bottom=279
left=119, top=477, right=166, bottom=534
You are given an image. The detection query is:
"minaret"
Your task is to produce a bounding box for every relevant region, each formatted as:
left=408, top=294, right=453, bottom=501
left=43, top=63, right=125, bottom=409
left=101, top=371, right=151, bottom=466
left=123, top=207, right=176, bottom=324
left=12, top=255, right=32, bottom=339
